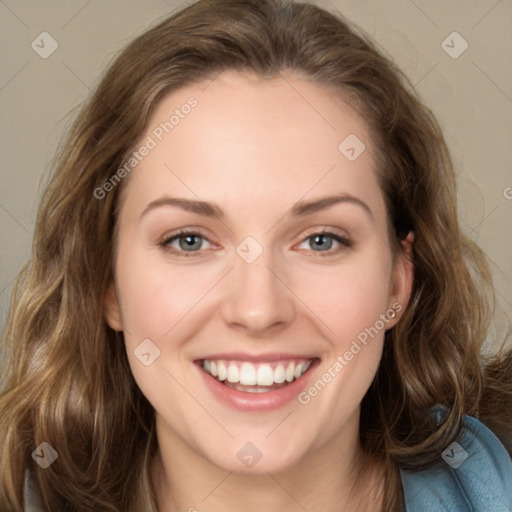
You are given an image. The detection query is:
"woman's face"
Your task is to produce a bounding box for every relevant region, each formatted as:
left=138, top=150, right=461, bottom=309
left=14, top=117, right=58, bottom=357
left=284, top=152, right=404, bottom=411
left=105, top=70, right=413, bottom=474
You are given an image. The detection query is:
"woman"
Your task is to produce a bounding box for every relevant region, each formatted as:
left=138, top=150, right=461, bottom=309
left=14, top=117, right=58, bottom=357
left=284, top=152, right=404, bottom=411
left=1, top=0, right=511, bottom=510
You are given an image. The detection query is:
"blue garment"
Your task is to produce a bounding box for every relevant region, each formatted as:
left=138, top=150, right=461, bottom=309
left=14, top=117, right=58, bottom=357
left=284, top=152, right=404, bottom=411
left=401, top=413, right=512, bottom=511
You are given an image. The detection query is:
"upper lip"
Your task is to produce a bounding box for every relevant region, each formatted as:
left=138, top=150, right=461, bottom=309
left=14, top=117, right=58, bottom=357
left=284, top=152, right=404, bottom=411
left=195, top=352, right=318, bottom=363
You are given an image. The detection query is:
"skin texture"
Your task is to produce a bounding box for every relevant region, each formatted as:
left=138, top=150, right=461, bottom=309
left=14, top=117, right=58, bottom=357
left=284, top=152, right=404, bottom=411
left=104, top=70, right=413, bottom=512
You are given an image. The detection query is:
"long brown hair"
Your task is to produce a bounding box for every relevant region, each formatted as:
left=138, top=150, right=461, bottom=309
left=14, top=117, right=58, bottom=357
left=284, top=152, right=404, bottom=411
left=1, top=1, right=511, bottom=510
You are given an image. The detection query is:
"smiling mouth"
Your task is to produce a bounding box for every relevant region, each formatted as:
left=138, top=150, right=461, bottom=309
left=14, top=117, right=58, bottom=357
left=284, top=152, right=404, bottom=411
left=196, top=358, right=318, bottom=393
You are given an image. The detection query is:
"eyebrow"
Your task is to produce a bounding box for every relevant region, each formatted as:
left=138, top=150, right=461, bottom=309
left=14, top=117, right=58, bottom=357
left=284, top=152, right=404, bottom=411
left=140, top=193, right=373, bottom=221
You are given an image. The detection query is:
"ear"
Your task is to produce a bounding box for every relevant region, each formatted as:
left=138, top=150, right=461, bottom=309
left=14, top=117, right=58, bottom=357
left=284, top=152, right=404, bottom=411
left=103, top=281, right=123, bottom=331
left=387, top=232, right=414, bottom=327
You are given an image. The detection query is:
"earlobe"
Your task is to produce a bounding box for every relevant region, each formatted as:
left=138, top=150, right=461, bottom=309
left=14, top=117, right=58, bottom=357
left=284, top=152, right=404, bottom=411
left=103, top=281, right=123, bottom=331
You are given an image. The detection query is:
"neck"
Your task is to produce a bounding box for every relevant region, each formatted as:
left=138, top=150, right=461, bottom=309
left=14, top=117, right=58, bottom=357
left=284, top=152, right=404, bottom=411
left=151, top=416, right=386, bottom=512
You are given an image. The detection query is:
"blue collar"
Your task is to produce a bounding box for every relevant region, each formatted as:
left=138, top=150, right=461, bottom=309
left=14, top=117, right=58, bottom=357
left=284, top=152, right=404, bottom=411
left=400, top=413, right=512, bottom=511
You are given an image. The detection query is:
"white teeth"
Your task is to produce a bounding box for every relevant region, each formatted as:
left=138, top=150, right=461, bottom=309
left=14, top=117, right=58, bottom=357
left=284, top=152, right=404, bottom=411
left=285, top=362, right=295, bottom=382
left=230, top=383, right=270, bottom=393
left=217, top=361, right=227, bottom=381
left=227, top=363, right=239, bottom=383
left=256, top=364, right=274, bottom=386
left=201, top=358, right=314, bottom=386
left=273, top=364, right=285, bottom=384
left=239, top=362, right=257, bottom=385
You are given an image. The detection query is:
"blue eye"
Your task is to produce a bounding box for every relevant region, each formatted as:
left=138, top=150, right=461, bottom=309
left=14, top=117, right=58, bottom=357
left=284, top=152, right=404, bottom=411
left=308, top=233, right=334, bottom=251
left=160, top=229, right=351, bottom=258
left=299, top=232, right=351, bottom=254
left=161, top=231, right=211, bottom=256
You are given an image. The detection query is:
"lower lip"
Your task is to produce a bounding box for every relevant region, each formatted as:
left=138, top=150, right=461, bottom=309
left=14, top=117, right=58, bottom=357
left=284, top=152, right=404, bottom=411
left=195, top=360, right=319, bottom=412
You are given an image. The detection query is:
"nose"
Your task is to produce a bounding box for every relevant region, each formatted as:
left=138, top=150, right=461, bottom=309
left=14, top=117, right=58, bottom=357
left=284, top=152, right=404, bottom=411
left=219, top=250, right=296, bottom=336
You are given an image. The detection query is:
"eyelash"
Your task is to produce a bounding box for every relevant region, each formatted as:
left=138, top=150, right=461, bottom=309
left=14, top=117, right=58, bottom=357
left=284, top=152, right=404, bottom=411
left=159, top=228, right=352, bottom=258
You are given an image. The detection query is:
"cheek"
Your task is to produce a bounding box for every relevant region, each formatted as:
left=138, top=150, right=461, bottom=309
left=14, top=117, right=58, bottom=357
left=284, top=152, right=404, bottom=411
left=293, top=251, right=394, bottom=344
left=114, top=245, right=214, bottom=408
left=117, top=242, right=394, bottom=347
left=115, top=245, right=220, bottom=341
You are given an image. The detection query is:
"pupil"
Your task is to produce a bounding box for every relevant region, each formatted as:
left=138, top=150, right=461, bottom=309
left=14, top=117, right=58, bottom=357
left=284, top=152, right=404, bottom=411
left=312, top=234, right=332, bottom=251
left=180, top=235, right=201, bottom=251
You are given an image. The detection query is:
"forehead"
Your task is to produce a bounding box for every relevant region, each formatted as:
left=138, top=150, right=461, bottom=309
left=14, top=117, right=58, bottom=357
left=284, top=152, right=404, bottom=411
left=118, top=70, right=384, bottom=224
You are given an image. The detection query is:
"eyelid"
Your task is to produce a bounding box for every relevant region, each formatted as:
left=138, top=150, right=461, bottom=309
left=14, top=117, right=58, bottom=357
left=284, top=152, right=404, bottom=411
left=160, top=227, right=211, bottom=242
left=294, top=227, right=352, bottom=255
left=299, top=226, right=350, bottom=241
left=159, top=228, right=218, bottom=257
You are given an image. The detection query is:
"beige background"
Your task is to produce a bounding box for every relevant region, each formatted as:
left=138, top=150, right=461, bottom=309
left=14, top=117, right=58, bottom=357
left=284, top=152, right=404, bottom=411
left=1, top=0, right=511, bottom=342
